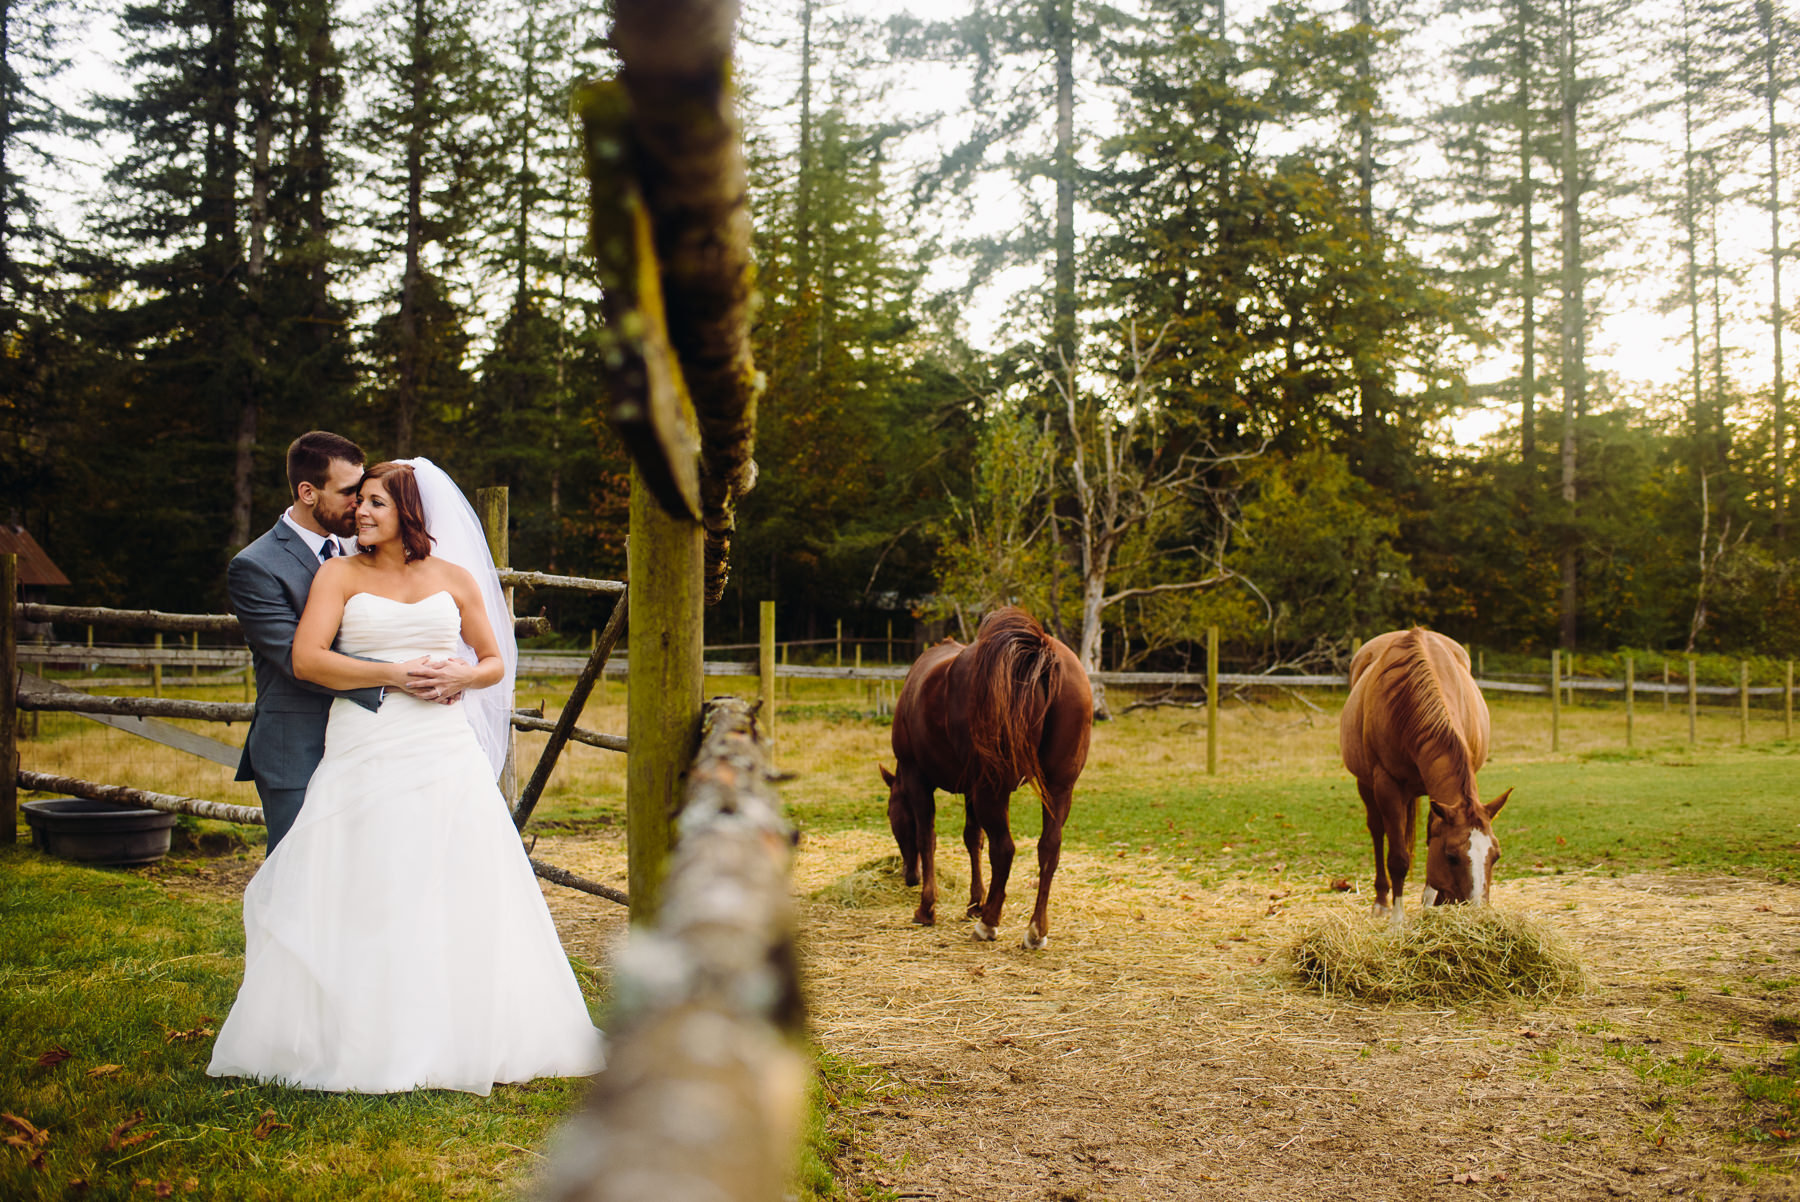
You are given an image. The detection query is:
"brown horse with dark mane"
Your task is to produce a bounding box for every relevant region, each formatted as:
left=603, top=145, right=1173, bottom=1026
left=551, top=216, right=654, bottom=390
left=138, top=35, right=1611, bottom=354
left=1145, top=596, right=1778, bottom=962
left=1339, top=628, right=1512, bottom=927
left=880, top=607, right=1092, bottom=949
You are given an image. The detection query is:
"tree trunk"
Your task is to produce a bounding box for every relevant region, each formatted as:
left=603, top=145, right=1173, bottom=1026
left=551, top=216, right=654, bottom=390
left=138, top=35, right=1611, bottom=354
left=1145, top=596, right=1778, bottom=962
left=1680, top=0, right=1704, bottom=450
left=0, top=0, right=14, bottom=296
left=1557, top=0, right=1583, bottom=653
left=1517, top=0, right=1537, bottom=464
left=1707, top=152, right=1729, bottom=459
left=1352, top=0, right=1378, bottom=451
left=1051, top=0, right=1076, bottom=372
left=1760, top=0, right=1787, bottom=550
left=396, top=0, right=431, bottom=458
left=234, top=0, right=279, bottom=551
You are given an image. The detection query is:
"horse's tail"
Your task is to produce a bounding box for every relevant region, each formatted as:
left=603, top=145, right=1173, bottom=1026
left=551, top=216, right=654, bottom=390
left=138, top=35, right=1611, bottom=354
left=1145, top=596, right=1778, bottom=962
left=965, top=607, right=1061, bottom=801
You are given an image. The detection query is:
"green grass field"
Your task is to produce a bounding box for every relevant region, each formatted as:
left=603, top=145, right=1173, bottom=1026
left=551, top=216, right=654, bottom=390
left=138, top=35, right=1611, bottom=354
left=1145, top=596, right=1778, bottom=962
left=6, top=675, right=1799, bottom=1197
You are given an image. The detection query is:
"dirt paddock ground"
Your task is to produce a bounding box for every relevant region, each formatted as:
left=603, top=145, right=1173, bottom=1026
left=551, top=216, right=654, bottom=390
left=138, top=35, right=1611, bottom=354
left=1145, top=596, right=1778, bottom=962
left=526, top=824, right=1800, bottom=1202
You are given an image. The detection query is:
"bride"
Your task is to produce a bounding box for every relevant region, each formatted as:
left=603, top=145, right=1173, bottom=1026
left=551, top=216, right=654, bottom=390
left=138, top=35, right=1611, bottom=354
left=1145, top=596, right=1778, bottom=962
left=207, top=459, right=605, bottom=1095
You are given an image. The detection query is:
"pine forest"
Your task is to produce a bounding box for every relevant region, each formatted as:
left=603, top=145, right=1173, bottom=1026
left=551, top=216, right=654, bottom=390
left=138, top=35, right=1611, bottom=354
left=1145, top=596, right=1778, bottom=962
left=4, top=0, right=1799, bottom=671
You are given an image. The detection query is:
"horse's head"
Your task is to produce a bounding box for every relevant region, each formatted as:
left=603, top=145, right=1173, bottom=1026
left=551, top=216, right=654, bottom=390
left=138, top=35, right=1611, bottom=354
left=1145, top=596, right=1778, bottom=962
left=879, top=764, right=921, bottom=887
left=1423, top=788, right=1512, bottom=906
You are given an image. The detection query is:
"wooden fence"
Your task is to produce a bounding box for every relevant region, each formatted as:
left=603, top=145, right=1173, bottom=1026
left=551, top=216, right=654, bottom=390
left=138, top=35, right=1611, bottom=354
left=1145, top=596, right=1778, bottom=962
left=1, top=541, right=636, bottom=909
left=538, top=697, right=803, bottom=1201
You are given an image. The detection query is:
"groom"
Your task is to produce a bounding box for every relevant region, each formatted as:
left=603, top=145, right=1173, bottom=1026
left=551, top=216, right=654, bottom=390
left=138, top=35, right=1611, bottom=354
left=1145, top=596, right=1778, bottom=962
left=227, top=431, right=385, bottom=850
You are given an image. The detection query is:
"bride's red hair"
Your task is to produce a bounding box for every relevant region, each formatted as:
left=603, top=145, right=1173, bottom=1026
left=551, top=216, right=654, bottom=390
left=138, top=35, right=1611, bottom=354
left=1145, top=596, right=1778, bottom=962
left=358, top=462, right=436, bottom=562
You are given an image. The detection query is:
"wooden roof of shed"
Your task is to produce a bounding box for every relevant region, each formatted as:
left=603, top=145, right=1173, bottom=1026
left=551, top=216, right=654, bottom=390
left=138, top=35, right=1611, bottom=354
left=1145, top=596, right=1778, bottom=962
left=0, top=526, right=70, bottom=587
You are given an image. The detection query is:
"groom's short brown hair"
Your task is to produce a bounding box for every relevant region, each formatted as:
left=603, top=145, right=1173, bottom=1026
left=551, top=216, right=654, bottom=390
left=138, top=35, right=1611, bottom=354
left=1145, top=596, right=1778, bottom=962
left=287, top=431, right=365, bottom=496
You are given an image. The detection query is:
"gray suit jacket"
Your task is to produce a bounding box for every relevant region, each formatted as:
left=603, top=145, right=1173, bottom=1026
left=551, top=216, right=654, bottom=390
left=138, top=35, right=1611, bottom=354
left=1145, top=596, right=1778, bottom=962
left=228, top=519, right=382, bottom=793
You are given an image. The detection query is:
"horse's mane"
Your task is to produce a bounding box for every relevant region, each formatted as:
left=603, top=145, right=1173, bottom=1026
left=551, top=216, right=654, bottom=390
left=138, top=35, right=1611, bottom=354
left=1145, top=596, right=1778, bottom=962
left=1379, top=628, right=1478, bottom=807
left=965, top=607, right=1060, bottom=801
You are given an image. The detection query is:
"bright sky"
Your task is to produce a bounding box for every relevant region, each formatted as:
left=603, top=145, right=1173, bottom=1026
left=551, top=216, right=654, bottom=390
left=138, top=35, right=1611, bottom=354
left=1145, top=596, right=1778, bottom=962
left=38, top=0, right=1786, bottom=448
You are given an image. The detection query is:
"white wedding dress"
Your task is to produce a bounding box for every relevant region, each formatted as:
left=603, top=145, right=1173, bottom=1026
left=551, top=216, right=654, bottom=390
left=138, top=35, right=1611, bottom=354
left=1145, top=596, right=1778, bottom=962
left=208, top=591, right=605, bottom=1095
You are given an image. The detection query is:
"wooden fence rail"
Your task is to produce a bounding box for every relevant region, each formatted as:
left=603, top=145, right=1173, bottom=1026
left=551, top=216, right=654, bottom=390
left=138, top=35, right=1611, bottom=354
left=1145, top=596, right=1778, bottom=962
left=539, top=697, right=803, bottom=1202
left=15, top=684, right=627, bottom=756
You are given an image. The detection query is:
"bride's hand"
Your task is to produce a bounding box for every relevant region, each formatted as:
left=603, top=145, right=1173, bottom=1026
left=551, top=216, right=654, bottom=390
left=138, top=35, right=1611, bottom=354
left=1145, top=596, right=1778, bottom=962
left=390, top=655, right=435, bottom=691
left=404, top=655, right=478, bottom=703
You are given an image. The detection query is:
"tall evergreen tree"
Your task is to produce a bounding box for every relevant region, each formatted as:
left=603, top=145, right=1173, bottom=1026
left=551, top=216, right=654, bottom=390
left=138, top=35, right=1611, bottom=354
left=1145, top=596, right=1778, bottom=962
left=1435, top=0, right=1558, bottom=464
left=352, top=0, right=490, bottom=456
left=886, top=0, right=1114, bottom=374
left=1700, top=0, right=1799, bottom=549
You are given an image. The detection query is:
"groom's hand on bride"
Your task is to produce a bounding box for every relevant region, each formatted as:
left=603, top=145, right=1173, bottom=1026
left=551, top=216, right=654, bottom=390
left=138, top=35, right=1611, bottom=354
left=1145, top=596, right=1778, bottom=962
left=404, top=656, right=476, bottom=705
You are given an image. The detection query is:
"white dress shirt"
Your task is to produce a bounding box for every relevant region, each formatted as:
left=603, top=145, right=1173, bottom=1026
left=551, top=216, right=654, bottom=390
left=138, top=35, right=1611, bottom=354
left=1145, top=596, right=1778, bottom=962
left=282, top=510, right=352, bottom=564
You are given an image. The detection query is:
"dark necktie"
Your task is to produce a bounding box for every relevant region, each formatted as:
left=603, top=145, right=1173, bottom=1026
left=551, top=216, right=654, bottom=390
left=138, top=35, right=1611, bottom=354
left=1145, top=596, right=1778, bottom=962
left=319, top=540, right=336, bottom=564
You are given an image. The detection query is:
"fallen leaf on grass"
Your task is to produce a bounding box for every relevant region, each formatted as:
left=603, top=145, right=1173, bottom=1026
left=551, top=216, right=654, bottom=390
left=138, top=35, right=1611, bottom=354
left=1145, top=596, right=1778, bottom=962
left=3, top=1112, right=49, bottom=1148
left=1755, top=904, right=1774, bottom=913
left=86, top=1064, right=123, bottom=1078
left=162, top=1022, right=215, bottom=1044
left=1329, top=878, right=1352, bottom=892
left=1452, top=1170, right=1484, bottom=1184
left=35, top=1047, right=73, bottom=1069
left=251, top=1110, right=291, bottom=1140
left=136, top=1178, right=174, bottom=1197
left=106, top=1113, right=152, bottom=1151
left=1768, top=1127, right=1793, bottom=1140
left=1515, top=1029, right=1543, bottom=1039
left=1466, top=1068, right=1490, bottom=1079
left=183, top=1178, right=199, bottom=1193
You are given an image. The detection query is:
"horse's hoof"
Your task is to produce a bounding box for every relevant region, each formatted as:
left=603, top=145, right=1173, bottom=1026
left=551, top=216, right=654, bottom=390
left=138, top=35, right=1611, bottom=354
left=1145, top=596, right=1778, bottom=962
left=912, top=910, right=935, bottom=926
left=1370, top=901, right=1391, bottom=919
left=1020, top=922, right=1049, bottom=951
left=970, top=920, right=997, bottom=942
left=965, top=902, right=983, bottom=919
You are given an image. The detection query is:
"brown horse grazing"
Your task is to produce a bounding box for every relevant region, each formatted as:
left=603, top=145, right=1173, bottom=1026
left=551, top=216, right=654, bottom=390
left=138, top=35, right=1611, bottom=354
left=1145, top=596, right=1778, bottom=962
left=1339, top=628, right=1513, bottom=927
left=879, top=607, right=1092, bottom=950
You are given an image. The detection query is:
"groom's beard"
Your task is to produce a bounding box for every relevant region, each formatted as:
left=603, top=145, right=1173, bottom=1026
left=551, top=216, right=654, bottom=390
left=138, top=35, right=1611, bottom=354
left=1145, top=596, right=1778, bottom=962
left=317, top=507, right=358, bottom=539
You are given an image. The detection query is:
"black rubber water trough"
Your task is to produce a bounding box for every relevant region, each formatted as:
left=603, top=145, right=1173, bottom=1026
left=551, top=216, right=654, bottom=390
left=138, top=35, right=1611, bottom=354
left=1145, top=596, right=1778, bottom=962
left=22, top=797, right=177, bottom=867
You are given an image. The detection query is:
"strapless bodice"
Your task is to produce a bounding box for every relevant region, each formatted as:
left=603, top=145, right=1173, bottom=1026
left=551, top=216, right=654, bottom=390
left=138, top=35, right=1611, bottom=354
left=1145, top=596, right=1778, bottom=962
left=335, top=591, right=462, bottom=662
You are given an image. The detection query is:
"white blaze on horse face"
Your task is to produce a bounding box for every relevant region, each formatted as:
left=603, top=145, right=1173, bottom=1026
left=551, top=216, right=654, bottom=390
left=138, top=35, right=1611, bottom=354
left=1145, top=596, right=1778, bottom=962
left=1466, top=828, right=1496, bottom=906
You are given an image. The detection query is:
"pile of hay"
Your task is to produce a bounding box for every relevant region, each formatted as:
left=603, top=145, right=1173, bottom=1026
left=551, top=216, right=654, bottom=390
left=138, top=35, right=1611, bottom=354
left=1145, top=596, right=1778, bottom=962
left=1291, top=907, right=1586, bottom=1003
left=808, top=855, right=967, bottom=910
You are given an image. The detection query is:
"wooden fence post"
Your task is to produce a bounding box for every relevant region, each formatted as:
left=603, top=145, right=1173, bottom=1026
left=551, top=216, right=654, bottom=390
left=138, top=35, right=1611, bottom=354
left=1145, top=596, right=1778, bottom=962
left=190, top=631, right=200, bottom=680
left=626, top=463, right=703, bottom=924
left=1476, top=648, right=1484, bottom=679
left=886, top=618, right=893, bottom=665
left=1787, top=661, right=1794, bottom=740
left=478, top=486, right=518, bottom=802
left=1549, top=651, right=1561, bottom=751
left=152, top=632, right=163, bottom=699
left=759, top=600, right=776, bottom=756
left=1686, top=657, right=1697, bottom=746
left=1206, top=625, right=1219, bottom=775
left=1740, top=660, right=1750, bottom=746
left=1662, top=658, right=1670, bottom=712
left=2, top=554, right=16, bottom=843
left=1624, top=653, right=1634, bottom=750
left=835, top=619, right=843, bottom=668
